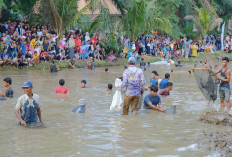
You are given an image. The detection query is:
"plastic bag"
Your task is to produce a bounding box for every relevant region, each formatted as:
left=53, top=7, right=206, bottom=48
left=110, top=79, right=122, bottom=111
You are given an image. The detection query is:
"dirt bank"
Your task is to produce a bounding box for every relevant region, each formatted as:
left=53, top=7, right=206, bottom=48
left=199, top=111, right=232, bottom=156
left=199, top=111, right=232, bottom=127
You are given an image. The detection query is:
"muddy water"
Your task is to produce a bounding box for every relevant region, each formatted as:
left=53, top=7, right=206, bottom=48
left=0, top=64, right=222, bottom=156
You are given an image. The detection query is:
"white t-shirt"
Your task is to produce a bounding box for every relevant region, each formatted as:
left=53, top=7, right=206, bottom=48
left=15, top=94, right=40, bottom=117
left=37, top=31, right=43, bottom=37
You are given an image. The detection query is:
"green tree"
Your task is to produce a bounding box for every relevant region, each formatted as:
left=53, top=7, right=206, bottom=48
left=123, top=0, right=171, bottom=41
left=210, top=0, right=232, bottom=20
left=185, top=7, right=223, bottom=35
left=40, top=0, right=99, bottom=37
left=78, top=15, right=101, bottom=35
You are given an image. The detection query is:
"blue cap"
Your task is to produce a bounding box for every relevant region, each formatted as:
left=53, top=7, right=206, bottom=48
left=22, top=81, right=33, bottom=88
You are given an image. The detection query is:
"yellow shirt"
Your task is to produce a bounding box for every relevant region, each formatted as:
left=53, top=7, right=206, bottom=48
left=33, top=54, right=39, bottom=59
left=123, top=47, right=128, bottom=54
left=30, top=39, right=36, bottom=49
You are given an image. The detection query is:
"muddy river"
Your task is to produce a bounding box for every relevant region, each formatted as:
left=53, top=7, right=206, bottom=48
left=0, top=64, right=227, bottom=156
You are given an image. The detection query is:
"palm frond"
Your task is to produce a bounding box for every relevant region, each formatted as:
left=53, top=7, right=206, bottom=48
left=64, top=0, right=100, bottom=31
left=209, top=18, right=223, bottom=31
left=110, top=0, right=126, bottom=15
left=199, top=0, right=218, bottom=17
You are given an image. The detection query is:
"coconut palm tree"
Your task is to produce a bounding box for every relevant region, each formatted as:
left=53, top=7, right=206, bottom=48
left=123, top=0, right=171, bottom=41
left=211, top=0, right=232, bottom=20
left=40, top=0, right=99, bottom=37
left=185, top=7, right=223, bottom=35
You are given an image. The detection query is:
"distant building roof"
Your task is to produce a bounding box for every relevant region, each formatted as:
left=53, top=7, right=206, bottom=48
left=78, top=0, right=121, bottom=15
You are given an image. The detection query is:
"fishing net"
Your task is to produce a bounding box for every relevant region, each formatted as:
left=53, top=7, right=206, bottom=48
left=164, top=105, right=176, bottom=114
left=193, top=68, right=220, bottom=102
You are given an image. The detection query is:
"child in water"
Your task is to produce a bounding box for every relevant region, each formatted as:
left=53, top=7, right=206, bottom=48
left=72, top=99, right=89, bottom=113
left=0, top=77, right=14, bottom=99
left=107, top=84, right=113, bottom=92
left=140, top=58, right=146, bottom=71
left=81, top=80, right=87, bottom=88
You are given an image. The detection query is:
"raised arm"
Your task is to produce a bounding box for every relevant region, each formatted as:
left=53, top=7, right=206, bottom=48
left=214, top=68, right=221, bottom=75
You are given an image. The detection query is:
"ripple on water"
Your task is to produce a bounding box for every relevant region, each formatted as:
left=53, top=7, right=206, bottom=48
left=0, top=65, right=216, bottom=156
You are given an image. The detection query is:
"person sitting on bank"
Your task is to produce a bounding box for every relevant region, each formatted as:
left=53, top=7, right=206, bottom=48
left=144, top=85, right=164, bottom=112
left=159, top=73, right=170, bottom=89
left=68, top=58, right=76, bottom=69
left=0, top=77, right=14, bottom=98
left=140, top=58, right=146, bottom=71
left=49, top=60, right=60, bottom=73
left=159, top=82, right=173, bottom=96
left=91, top=58, right=96, bottom=71
left=54, top=79, right=69, bottom=94
left=14, top=81, right=42, bottom=126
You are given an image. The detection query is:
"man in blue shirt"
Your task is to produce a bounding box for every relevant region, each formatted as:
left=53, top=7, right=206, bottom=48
left=21, top=40, right=26, bottom=55
left=150, top=71, right=158, bottom=86
left=144, top=85, right=164, bottom=112
left=159, top=73, right=170, bottom=89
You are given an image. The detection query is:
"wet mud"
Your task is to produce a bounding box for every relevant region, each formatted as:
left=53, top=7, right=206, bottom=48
left=199, top=111, right=232, bottom=156
left=199, top=111, right=232, bottom=127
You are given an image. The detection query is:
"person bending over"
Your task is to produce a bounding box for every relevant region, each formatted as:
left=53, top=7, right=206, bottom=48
left=144, top=85, right=164, bottom=112
left=159, top=82, right=173, bottom=96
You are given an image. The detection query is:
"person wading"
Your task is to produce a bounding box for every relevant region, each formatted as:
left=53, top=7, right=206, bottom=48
left=121, top=57, right=146, bottom=115
left=215, top=57, right=231, bottom=110
left=14, top=81, right=42, bottom=126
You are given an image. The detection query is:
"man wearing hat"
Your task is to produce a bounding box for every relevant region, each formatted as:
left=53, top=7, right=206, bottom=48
left=121, top=57, right=146, bottom=115
left=14, top=81, right=42, bottom=126
left=215, top=57, right=231, bottom=110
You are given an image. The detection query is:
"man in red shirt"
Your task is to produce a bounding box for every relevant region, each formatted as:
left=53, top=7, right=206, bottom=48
left=159, top=82, right=173, bottom=96
left=54, top=79, right=69, bottom=94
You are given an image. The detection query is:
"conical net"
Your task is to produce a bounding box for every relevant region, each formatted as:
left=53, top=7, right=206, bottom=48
left=193, top=68, right=219, bottom=102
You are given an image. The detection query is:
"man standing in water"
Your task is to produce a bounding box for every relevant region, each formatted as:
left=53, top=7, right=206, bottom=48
left=122, top=57, right=146, bottom=115
left=159, top=73, right=170, bottom=89
left=215, top=57, right=231, bottom=110
left=14, top=81, right=42, bottom=126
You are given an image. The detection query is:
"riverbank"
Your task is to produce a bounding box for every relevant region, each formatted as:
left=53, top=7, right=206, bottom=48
left=199, top=111, right=232, bottom=156
left=180, top=51, right=232, bottom=64
left=1, top=51, right=231, bottom=71
left=0, top=56, right=160, bottom=71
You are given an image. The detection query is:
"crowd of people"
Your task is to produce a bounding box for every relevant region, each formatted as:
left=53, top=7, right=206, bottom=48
left=0, top=19, right=231, bottom=126
left=1, top=55, right=231, bottom=126
left=0, top=54, right=175, bottom=125
left=0, top=20, right=232, bottom=69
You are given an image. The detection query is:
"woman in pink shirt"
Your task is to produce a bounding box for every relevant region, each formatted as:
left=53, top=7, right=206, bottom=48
left=59, top=38, right=67, bottom=50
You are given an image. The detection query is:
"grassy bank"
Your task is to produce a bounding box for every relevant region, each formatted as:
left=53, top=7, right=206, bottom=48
left=0, top=56, right=160, bottom=71
left=179, top=51, right=232, bottom=64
